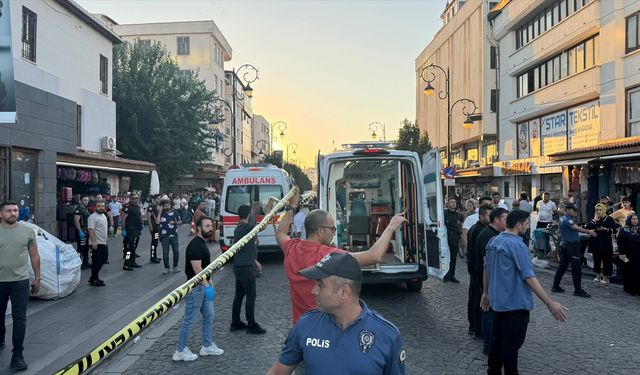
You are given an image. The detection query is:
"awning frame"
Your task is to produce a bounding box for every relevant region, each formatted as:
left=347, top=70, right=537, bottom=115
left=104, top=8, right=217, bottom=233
left=56, top=161, right=151, bottom=175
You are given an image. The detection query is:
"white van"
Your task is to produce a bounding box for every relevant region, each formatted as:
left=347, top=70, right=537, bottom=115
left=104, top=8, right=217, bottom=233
left=219, top=164, right=294, bottom=253
left=317, top=147, right=450, bottom=291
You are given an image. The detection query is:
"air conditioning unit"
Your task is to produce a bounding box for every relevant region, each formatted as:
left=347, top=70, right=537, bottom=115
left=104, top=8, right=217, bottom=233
left=101, top=136, right=116, bottom=151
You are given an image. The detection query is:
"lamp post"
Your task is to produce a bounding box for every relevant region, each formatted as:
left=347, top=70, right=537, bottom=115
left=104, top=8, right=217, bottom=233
left=286, top=143, right=298, bottom=164
left=420, top=63, right=478, bottom=196
left=255, top=139, right=268, bottom=159
left=228, top=64, right=259, bottom=166
left=368, top=121, right=386, bottom=141
left=269, top=121, right=287, bottom=155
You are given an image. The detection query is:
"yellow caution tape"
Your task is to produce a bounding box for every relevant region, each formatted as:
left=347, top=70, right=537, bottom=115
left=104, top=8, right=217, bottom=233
left=54, top=187, right=299, bottom=375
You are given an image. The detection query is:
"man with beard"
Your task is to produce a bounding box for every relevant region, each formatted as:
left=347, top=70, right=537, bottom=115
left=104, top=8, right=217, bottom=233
left=87, top=201, right=109, bottom=286
left=74, top=195, right=91, bottom=269
left=0, top=201, right=41, bottom=370
left=466, top=204, right=492, bottom=337
left=147, top=194, right=162, bottom=263
left=157, top=198, right=183, bottom=274
left=121, top=194, right=143, bottom=271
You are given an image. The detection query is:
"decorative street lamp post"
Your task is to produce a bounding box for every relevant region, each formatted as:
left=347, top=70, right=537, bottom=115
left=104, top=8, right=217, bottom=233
left=368, top=121, right=386, bottom=141
left=255, top=139, right=268, bottom=158
left=228, top=64, right=259, bottom=165
left=269, top=121, right=287, bottom=155
left=286, top=143, right=298, bottom=164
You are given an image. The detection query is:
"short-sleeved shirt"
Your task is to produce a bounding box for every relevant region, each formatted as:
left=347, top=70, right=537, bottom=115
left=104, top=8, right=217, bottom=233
left=484, top=232, right=535, bottom=312
left=536, top=200, right=557, bottom=222
left=293, top=212, right=307, bottom=239
left=74, top=205, right=91, bottom=231
left=0, top=223, right=37, bottom=282
left=233, top=222, right=257, bottom=267
left=87, top=212, right=109, bottom=245
left=462, top=212, right=479, bottom=231
left=279, top=301, right=406, bottom=375
left=474, top=225, right=501, bottom=281
left=185, top=236, right=210, bottom=280
left=123, top=203, right=142, bottom=233
left=159, top=209, right=180, bottom=238
left=518, top=200, right=533, bottom=213
left=281, top=238, right=347, bottom=323
left=173, top=198, right=182, bottom=210
left=559, top=214, right=580, bottom=243
left=109, top=201, right=122, bottom=216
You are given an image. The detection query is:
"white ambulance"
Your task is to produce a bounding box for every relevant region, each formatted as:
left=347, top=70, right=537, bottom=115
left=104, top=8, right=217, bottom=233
left=219, top=164, right=294, bottom=253
left=317, top=147, right=450, bottom=292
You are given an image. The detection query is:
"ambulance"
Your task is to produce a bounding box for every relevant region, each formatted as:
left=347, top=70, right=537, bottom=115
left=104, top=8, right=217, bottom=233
left=317, top=146, right=450, bottom=292
left=219, top=164, right=294, bottom=253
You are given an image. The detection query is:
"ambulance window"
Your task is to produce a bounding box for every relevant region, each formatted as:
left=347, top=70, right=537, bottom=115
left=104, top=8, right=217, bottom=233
left=225, top=185, right=284, bottom=214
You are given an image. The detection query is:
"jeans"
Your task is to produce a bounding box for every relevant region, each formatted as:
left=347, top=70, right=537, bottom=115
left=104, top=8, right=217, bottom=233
left=112, top=216, right=120, bottom=233
left=177, top=285, right=214, bottom=351
left=232, top=266, right=257, bottom=325
left=487, top=309, right=530, bottom=375
left=0, top=280, right=30, bottom=355
left=553, top=241, right=582, bottom=291
left=90, top=244, right=108, bottom=281
left=161, top=236, right=180, bottom=269
left=483, top=308, right=495, bottom=353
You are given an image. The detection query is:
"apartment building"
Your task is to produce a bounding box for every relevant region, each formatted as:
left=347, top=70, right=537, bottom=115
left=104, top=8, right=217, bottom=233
left=252, top=115, right=271, bottom=162
left=490, top=0, right=640, bottom=216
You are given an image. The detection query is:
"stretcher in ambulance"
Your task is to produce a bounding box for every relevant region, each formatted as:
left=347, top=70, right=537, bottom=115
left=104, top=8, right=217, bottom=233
left=317, top=148, right=450, bottom=292
left=219, top=164, right=294, bottom=253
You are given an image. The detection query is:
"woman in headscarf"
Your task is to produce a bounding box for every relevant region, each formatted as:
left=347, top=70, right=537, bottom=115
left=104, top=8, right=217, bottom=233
left=618, top=213, right=640, bottom=296
left=585, top=203, right=619, bottom=284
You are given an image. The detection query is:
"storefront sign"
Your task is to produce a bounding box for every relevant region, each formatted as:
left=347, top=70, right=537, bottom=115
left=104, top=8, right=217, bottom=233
left=501, top=162, right=532, bottom=176
left=568, top=100, right=600, bottom=149
left=517, top=122, right=530, bottom=158
left=540, top=110, right=567, bottom=155
left=529, top=119, right=541, bottom=157
left=0, top=1, right=16, bottom=123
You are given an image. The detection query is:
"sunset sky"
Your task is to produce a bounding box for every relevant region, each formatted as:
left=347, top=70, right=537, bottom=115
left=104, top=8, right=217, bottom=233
left=77, top=0, right=444, bottom=167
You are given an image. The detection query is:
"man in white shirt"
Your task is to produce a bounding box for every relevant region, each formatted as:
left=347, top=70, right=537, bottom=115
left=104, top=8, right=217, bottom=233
left=462, top=196, right=493, bottom=257
left=535, top=192, right=557, bottom=229
left=293, top=207, right=309, bottom=239
left=108, top=198, right=122, bottom=236
left=491, top=192, right=509, bottom=210
left=87, top=201, right=109, bottom=286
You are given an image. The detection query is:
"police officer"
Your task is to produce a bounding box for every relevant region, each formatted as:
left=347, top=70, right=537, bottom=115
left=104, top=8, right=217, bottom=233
left=147, top=194, right=162, bottom=264
left=552, top=203, right=596, bottom=298
left=444, top=197, right=463, bottom=282
left=267, top=252, right=406, bottom=375
left=74, top=195, right=91, bottom=269
left=121, top=193, right=143, bottom=271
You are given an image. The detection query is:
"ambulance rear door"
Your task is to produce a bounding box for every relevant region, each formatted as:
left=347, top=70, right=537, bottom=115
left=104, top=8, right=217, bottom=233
left=420, top=149, right=450, bottom=279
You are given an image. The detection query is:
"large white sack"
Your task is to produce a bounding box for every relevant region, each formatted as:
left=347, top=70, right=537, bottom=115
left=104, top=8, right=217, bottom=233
left=25, top=223, right=82, bottom=300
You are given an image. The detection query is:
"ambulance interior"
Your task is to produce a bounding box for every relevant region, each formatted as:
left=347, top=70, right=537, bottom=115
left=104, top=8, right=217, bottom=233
left=327, top=158, right=420, bottom=269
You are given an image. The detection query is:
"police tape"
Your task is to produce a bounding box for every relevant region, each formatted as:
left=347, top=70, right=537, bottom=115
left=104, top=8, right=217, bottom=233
left=54, top=187, right=299, bottom=375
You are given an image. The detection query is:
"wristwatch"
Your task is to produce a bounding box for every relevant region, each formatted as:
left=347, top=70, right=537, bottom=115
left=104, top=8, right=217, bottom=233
left=35, top=276, right=41, bottom=281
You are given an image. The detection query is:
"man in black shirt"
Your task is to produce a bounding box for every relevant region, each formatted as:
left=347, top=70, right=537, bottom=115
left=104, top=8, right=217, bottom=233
left=121, top=194, right=143, bottom=271
left=466, top=204, right=492, bottom=337
left=173, top=216, right=224, bottom=362
left=474, top=207, right=508, bottom=352
left=444, top=197, right=463, bottom=282
left=74, top=195, right=91, bottom=269
left=147, top=194, right=162, bottom=264
left=230, top=205, right=266, bottom=334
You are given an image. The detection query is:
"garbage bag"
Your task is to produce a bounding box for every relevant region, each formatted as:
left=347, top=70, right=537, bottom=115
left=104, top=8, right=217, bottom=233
left=25, top=223, right=82, bottom=299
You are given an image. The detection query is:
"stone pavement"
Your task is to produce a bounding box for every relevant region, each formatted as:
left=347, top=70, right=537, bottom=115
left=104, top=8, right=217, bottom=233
left=109, top=253, right=640, bottom=375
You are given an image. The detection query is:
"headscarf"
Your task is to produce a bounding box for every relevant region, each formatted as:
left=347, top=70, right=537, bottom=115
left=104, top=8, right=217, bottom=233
left=624, top=214, right=639, bottom=236
left=594, top=203, right=608, bottom=219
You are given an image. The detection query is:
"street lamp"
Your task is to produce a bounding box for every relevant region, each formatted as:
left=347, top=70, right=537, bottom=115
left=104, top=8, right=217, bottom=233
left=269, top=121, right=287, bottom=155
left=255, top=139, right=268, bottom=157
left=228, top=64, right=259, bottom=166
left=368, top=121, right=386, bottom=141
left=419, top=62, right=478, bottom=195
left=286, top=143, right=298, bottom=164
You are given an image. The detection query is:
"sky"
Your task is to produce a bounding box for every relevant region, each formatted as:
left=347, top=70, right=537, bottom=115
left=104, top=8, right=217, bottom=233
left=76, top=0, right=444, bottom=168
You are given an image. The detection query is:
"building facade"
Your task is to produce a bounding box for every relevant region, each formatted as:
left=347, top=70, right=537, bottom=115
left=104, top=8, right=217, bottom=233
left=252, top=115, right=271, bottom=162
left=0, top=0, right=153, bottom=235
left=490, top=0, right=640, bottom=217
left=224, top=69, right=254, bottom=166
left=415, top=0, right=500, bottom=199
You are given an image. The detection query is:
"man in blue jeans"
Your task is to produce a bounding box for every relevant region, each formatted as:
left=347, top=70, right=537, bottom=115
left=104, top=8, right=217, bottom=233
left=156, top=198, right=183, bottom=274
left=173, top=216, right=224, bottom=361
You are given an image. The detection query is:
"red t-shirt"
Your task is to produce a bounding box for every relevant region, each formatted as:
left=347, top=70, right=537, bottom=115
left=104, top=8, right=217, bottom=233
left=282, top=238, right=346, bottom=324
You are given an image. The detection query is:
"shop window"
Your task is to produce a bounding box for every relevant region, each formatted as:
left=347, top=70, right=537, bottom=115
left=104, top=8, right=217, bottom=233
left=11, top=149, right=37, bottom=218
left=628, top=86, right=640, bottom=137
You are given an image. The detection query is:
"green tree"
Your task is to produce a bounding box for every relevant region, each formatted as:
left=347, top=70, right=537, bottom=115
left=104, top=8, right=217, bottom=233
left=113, top=40, right=224, bottom=185
left=395, top=119, right=432, bottom=159
left=283, top=163, right=313, bottom=193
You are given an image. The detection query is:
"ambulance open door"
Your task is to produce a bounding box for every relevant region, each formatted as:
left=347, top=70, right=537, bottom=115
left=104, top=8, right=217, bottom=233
left=421, top=149, right=450, bottom=279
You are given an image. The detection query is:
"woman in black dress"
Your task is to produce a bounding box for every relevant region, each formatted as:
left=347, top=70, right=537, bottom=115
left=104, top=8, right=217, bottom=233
left=618, top=214, right=640, bottom=296
left=585, top=203, right=619, bottom=284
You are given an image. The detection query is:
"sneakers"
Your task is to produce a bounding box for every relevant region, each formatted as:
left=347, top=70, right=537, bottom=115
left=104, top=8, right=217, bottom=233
left=551, top=286, right=565, bottom=293
left=593, top=275, right=602, bottom=282
left=162, top=268, right=170, bottom=275
left=601, top=277, right=610, bottom=285
left=172, top=347, right=198, bottom=362
left=173, top=267, right=181, bottom=273
left=246, top=322, right=267, bottom=335
left=10, top=355, right=28, bottom=371
left=573, top=289, right=591, bottom=298
left=123, top=265, right=133, bottom=271
left=199, top=344, right=224, bottom=356
left=230, top=321, right=248, bottom=331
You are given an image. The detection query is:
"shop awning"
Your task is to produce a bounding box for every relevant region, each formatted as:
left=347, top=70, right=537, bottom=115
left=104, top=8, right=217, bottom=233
left=540, top=158, right=595, bottom=168
left=598, top=152, right=640, bottom=161
left=57, top=151, right=155, bottom=175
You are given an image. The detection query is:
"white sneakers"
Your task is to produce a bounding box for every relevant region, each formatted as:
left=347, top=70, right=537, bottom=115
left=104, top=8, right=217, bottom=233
left=200, top=344, right=224, bottom=356
left=172, top=345, right=224, bottom=362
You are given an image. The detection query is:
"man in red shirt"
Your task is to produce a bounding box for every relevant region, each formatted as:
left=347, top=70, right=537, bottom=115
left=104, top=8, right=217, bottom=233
left=276, top=192, right=407, bottom=324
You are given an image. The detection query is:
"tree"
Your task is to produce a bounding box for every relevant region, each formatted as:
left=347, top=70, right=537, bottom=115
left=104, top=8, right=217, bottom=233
left=113, top=40, right=224, bottom=185
left=395, top=119, right=432, bottom=159
left=283, top=163, right=313, bottom=193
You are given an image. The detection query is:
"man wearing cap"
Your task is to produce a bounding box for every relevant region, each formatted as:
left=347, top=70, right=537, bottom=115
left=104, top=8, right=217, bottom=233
left=267, top=252, right=406, bottom=375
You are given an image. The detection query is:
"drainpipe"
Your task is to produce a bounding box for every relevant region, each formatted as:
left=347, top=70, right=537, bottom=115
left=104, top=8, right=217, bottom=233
left=487, top=16, right=500, bottom=166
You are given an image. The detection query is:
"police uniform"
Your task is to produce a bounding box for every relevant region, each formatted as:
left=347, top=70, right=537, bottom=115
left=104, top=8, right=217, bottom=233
left=279, top=301, right=406, bottom=375
left=552, top=214, right=584, bottom=292
left=122, top=203, right=143, bottom=269
left=147, top=203, right=161, bottom=263
left=74, top=205, right=91, bottom=268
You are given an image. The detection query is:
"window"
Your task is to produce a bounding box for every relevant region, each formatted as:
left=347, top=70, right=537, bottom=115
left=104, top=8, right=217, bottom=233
left=21, top=7, right=37, bottom=62
left=99, top=55, right=108, bottom=95
left=629, top=87, right=640, bottom=136
left=627, top=11, right=640, bottom=54
left=139, top=39, right=151, bottom=52
left=225, top=185, right=284, bottom=215
left=177, top=36, right=190, bottom=55
left=76, top=105, right=82, bottom=147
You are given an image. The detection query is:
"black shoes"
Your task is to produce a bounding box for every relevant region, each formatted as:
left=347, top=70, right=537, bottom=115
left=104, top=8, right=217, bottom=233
left=573, top=289, right=591, bottom=298
left=150, top=258, right=161, bottom=264
left=130, top=263, right=142, bottom=268
left=81, top=263, right=91, bottom=270
left=123, top=265, right=133, bottom=271
left=449, top=277, right=460, bottom=283
left=551, top=286, right=565, bottom=293
left=89, top=279, right=106, bottom=287
left=10, top=355, right=28, bottom=371
left=230, top=321, right=248, bottom=332
left=246, top=323, right=267, bottom=335
left=0, top=342, right=4, bottom=350
left=104, top=260, right=110, bottom=264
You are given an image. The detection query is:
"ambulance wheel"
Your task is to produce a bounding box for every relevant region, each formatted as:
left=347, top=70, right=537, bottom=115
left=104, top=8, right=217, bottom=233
left=406, top=280, right=423, bottom=292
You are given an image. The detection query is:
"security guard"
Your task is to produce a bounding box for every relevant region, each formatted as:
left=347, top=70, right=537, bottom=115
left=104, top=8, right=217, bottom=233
left=552, top=203, right=596, bottom=298
left=74, top=195, right=91, bottom=269
left=267, top=252, right=405, bottom=375
left=121, top=194, right=143, bottom=270
left=147, top=194, right=162, bottom=264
